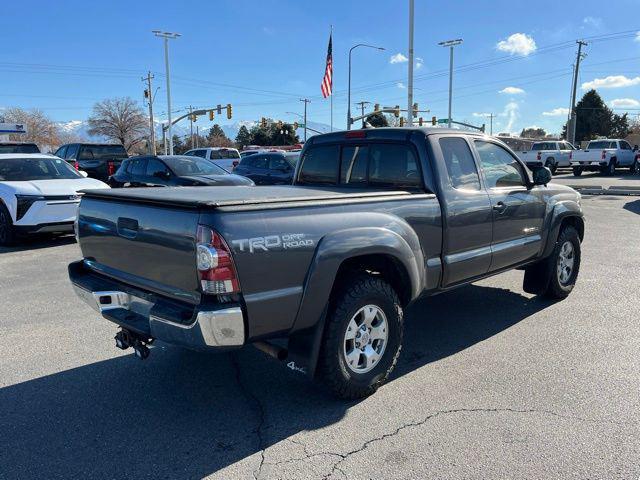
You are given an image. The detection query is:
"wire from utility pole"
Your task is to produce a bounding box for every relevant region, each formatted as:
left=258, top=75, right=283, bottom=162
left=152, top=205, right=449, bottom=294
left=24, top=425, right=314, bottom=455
left=142, top=71, right=156, bottom=155
left=568, top=40, right=587, bottom=145
left=300, top=98, right=310, bottom=142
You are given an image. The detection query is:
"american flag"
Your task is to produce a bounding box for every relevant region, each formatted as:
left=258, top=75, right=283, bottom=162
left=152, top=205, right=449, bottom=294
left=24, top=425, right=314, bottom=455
left=321, top=34, right=333, bottom=98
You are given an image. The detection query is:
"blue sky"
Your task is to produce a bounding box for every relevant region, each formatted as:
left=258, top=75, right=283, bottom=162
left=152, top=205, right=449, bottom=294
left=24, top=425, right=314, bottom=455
left=1, top=0, right=639, bottom=136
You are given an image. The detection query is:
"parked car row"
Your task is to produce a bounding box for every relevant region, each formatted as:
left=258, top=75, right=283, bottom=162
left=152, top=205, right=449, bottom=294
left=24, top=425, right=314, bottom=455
left=517, top=141, right=576, bottom=175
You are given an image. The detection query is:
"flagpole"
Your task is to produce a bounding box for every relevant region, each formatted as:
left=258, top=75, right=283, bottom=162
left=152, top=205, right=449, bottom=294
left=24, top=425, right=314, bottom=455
left=330, top=24, right=333, bottom=132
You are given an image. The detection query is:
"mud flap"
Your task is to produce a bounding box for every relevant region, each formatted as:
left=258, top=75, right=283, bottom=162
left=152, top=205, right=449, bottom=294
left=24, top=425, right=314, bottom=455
left=523, top=257, right=553, bottom=295
left=285, top=306, right=328, bottom=378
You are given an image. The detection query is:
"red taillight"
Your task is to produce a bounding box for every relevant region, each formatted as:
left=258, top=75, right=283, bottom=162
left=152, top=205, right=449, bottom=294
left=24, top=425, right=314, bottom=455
left=74, top=160, right=79, bottom=170
left=196, top=225, right=240, bottom=294
left=232, top=160, right=239, bottom=167
left=536, top=152, right=541, bottom=161
left=345, top=130, right=366, bottom=139
left=107, top=160, right=116, bottom=176
left=601, top=150, right=606, bottom=160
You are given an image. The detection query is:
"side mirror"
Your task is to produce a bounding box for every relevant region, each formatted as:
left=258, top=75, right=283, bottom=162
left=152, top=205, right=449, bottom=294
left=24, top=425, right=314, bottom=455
left=531, top=166, right=552, bottom=186
left=79, top=170, right=88, bottom=178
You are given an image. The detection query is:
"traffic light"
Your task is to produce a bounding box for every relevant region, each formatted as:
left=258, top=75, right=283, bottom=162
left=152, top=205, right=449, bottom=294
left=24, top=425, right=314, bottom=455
left=226, top=104, right=232, bottom=119
left=374, top=103, right=380, bottom=112
left=217, top=104, right=222, bottom=114
left=418, top=117, right=424, bottom=126
left=431, top=116, right=437, bottom=126
left=191, top=114, right=197, bottom=122
left=209, top=110, right=215, bottom=121
left=394, top=105, right=400, bottom=118
left=412, top=103, right=419, bottom=117
left=261, top=117, right=267, bottom=128
left=143, top=89, right=149, bottom=99
left=399, top=117, right=405, bottom=127
left=293, top=122, right=299, bottom=130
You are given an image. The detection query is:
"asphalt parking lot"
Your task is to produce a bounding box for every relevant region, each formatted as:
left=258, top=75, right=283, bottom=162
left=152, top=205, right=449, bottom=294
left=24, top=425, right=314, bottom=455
left=551, top=168, right=640, bottom=192
left=1, top=195, right=639, bottom=480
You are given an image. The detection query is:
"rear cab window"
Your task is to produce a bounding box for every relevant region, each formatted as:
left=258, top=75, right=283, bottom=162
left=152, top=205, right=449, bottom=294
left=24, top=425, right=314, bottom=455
left=297, top=142, right=423, bottom=189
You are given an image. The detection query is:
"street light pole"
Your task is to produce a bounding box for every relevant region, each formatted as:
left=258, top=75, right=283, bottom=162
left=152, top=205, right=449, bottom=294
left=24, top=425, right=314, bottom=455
left=299, top=98, right=310, bottom=142
left=438, top=38, right=463, bottom=129
left=407, top=0, right=414, bottom=126
left=153, top=30, right=181, bottom=155
left=348, top=43, right=385, bottom=130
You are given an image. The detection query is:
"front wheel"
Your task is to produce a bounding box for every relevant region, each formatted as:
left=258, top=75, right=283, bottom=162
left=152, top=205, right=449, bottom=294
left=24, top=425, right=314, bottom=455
left=631, top=160, right=640, bottom=175
left=544, top=226, right=581, bottom=299
left=0, top=204, right=16, bottom=247
left=318, top=275, right=403, bottom=399
left=572, top=166, right=583, bottom=177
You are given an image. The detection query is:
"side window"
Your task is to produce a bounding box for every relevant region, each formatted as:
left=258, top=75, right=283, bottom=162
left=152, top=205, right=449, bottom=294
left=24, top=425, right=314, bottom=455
left=54, top=145, right=67, bottom=159
left=146, top=158, right=169, bottom=177
left=474, top=141, right=526, bottom=188
left=128, top=158, right=147, bottom=176
left=66, top=144, right=79, bottom=159
left=297, top=145, right=340, bottom=185
left=194, top=150, right=207, bottom=158
left=340, top=146, right=368, bottom=184
left=368, top=144, right=421, bottom=187
left=269, top=156, right=291, bottom=171
left=439, top=137, right=481, bottom=190
left=251, top=156, right=269, bottom=169
left=620, top=141, right=631, bottom=150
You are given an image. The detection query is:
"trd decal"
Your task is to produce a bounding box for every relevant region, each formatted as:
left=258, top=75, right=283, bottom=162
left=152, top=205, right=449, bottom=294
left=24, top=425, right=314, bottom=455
left=232, top=233, right=314, bottom=253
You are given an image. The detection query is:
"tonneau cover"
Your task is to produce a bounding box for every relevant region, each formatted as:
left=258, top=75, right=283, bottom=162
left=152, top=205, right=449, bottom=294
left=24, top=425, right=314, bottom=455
left=81, top=185, right=415, bottom=209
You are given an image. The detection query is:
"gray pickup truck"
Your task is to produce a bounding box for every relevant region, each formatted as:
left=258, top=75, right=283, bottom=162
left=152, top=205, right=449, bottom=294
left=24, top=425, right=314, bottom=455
left=69, top=128, right=584, bottom=399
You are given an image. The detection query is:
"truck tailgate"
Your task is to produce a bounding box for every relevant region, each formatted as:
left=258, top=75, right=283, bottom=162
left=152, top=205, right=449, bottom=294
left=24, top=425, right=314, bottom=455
left=77, top=196, right=200, bottom=304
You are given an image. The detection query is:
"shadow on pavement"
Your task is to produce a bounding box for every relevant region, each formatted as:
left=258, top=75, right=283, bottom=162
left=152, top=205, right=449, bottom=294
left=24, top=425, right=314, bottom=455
left=623, top=199, right=640, bottom=215
left=0, top=234, right=75, bottom=254
left=0, top=283, right=553, bottom=479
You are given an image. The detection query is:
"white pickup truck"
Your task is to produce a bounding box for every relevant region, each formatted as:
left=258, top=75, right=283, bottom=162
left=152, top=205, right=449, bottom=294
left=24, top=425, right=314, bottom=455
left=570, top=139, right=638, bottom=176
left=517, top=141, right=576, bottom=175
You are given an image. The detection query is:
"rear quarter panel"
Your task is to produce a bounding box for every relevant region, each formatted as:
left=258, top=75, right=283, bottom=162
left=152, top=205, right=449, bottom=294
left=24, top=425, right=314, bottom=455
left=202, top=195, right=442, bottom=339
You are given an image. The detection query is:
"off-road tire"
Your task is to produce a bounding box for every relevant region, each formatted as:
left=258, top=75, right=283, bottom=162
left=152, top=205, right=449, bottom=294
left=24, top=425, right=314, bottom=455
left=572, top=166, right=583, bottom=177
left=318, top=275, right=403, bottom=399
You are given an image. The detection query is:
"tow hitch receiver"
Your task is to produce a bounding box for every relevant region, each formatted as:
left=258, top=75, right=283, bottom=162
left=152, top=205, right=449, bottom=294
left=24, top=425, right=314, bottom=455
left=114, top=329, right=153, bottom=360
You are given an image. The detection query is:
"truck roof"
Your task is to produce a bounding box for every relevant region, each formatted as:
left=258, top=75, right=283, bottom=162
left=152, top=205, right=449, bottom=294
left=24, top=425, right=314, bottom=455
left=307, top=127, right=489, bottom=145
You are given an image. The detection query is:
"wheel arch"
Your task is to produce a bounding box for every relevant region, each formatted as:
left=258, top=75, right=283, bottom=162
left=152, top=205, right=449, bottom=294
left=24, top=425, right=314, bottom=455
left=541, top=202, right=584, bottom=258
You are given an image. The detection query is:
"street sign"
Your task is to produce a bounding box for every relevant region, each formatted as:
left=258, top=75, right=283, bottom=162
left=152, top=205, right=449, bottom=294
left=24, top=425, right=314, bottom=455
left=296, top=123, right=306, bottom=128
left=0, top=123, right=27, bottom=134
left=437, top=119, right=448, bottom=124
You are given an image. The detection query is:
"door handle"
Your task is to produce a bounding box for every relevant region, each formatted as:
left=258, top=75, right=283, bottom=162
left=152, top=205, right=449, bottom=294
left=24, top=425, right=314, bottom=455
left=493, top=201, right=507, bottom=214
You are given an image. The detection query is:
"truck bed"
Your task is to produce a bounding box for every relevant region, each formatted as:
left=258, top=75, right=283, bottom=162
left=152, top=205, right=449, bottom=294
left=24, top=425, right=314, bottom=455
left=81, top=185, right=422, bottom=210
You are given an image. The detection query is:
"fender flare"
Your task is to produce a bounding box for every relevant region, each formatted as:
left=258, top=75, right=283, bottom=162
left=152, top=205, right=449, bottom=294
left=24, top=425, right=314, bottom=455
left=286, top=226, right=424, bottom=378
left=540, top=201, right=584, bottom=259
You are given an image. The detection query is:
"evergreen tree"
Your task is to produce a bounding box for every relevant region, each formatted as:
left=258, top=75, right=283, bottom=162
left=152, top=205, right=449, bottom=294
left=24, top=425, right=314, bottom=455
left=235, top=125, right=252, bottom=147
left=563, top=90, right=614, bottom=142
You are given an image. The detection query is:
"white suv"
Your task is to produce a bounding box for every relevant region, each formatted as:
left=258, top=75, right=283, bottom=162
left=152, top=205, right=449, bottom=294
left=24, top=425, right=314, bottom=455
left=0, top=154, right=109, bottom=245
left=184, top=147, right=241, bottom=172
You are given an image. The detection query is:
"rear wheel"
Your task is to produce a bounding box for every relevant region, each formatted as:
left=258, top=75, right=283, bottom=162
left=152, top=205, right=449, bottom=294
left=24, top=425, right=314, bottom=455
left=601, top=160, right=616, bottom=176
left=318, top=275, right=403, bottom=399
left=545, top=159, right=557, bottom=175
left=572, top=166, right=583, bottom=177
left=0, top=204, right=16, bottom=247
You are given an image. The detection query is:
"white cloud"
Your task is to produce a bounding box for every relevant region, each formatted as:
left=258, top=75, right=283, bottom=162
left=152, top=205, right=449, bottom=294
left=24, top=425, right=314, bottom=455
left=396, top=82, right=406, bottom=89
left=635, top=31, right=640, bottom=42
left=610, top=98, right=640, bottom=108
left=472, top=112, right=491, bottom=118
left=496, top=33, right=537, bottom=56
left=542, top=107, right=570, bottom=117
left=582, top=16, right=602, bottom=28
left=582, top=75, right=640, bottom=90
left=389, top=53, right=408, bottom=64
left=499, top=86, right=525, bottom=95
left=415, top=57, right=424, bottom=69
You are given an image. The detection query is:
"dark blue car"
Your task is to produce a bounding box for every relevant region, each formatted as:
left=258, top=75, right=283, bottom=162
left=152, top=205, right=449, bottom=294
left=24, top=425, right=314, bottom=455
left=233, top=152, right=298, bottom=185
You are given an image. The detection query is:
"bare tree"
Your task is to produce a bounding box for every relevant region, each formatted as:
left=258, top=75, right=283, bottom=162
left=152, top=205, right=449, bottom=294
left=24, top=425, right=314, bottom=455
left=87, top=97, right=148, bottom=152
left=3, top=108, right=61, bottom=150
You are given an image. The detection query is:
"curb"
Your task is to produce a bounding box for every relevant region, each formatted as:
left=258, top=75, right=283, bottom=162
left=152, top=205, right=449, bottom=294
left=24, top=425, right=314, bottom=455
left=567, top=185, right=640, bottom=196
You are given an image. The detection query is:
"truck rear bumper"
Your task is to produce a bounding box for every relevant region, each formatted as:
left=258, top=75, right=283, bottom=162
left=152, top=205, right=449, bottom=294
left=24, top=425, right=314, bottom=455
left=68, top=260, right=245, bottom=350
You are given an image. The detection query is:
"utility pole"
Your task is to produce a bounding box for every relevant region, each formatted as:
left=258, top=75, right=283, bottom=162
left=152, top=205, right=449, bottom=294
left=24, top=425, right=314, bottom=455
left=299, top=98, right=310, bottom=142
left=489, top=113, right=494, bottom=136
left=196, top=125, right=199, bottom=148
left=407, top=0, right=415, bottom=126
left=356, top=101, right=370, bottom=128
left=153, top=30, right=181, bottom=155
left=568, top=40, right=587, bottom=145
left=189, top=105, right=194, bottom=149
left=142, top=71, right=156, bottom=155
